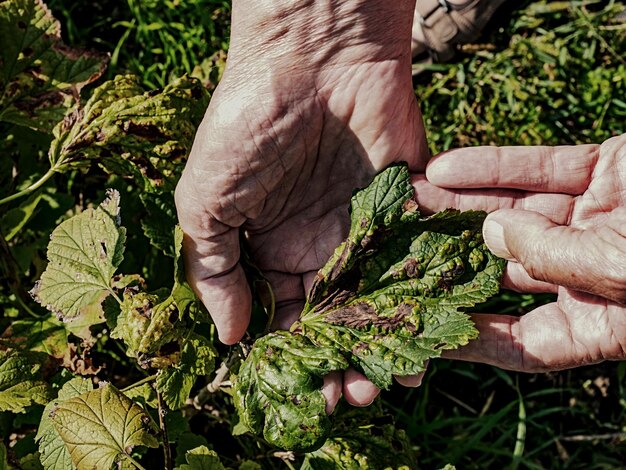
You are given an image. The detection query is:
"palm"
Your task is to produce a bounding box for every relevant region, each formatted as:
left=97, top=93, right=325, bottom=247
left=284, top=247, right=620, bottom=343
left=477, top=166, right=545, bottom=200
left=176, top=0, right=427, bottom=342
left=418, top=135, right=626, bottom=372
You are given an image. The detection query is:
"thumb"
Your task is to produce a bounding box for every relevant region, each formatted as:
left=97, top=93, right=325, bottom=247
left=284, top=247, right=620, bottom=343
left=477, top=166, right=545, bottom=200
left=483, top=209, right=626, bottom=304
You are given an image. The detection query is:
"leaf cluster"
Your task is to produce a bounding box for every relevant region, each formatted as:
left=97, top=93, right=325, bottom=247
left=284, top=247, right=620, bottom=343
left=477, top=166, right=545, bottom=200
left=233, top=165, right=505, bottom=452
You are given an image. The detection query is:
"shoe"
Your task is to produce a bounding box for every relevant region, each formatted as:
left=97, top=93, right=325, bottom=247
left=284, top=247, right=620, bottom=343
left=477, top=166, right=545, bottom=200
left=412, top=0, right=507, bottom=63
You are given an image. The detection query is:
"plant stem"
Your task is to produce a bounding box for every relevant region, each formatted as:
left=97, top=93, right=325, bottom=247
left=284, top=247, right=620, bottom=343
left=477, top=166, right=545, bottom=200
left=157, top=390, right=172, bottom=470
left=126, top=455, right=148, bottom=470
left=15, top=295, right=44, bottom=319
left=0, top=167, right=57, bottom=207
left=121, top=374, right=158, bottom=393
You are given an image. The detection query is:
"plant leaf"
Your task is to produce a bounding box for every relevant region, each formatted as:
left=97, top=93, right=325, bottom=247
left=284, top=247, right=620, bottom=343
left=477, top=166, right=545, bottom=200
left=48, top=75, right=208, bottom=192
left=36, top=377, right=93, bottom=470
left=173, top=445, right=225, bottom=470
left=172, top=225, right=206, bottom=321
left=50, top=383, right=159, bottom=470
left=111, top=289, right=182, bottom=363
left=301, top=207, right=503, bottom=388
left=0, top=0, right=107, bottom=132
left=233, top=332, right=348, bottom=452
left=233, top=164, right=505, bottom=450
left=301, top=406, right=416, bottom=470
left=0, top=350, right=53, bottom=413
left=155, top=333, right=216, bottom=410
left=31, top=189, right=126, bottom=321
left=0, top=315, right=69, bottom=359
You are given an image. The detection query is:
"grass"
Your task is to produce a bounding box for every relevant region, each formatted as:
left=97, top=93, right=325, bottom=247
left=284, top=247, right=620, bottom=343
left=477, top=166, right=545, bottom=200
left=45, top=0, right=626, bottom=468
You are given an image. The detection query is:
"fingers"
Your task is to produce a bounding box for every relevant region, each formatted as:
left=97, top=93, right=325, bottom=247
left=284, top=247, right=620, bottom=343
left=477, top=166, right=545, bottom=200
left=343, top=369, right=381, bottom=406
left=322, top=371, right=342, bottom=414
left=443, top=294, right=626, bottom=372
left=484, top=208, right=626, bottom=304
left=412, top=175, right=575, bottom=225
left=426, top=144, right=599, bottom=194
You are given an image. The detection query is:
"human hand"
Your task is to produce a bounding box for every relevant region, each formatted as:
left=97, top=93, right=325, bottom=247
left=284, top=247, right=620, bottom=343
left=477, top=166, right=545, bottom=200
left=413, top=134, right=626, bottom=372
left=175, top=0, right=428, bottom=407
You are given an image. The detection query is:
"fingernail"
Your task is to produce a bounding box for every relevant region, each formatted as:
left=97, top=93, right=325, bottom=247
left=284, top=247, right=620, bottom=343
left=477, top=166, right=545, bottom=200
left=483, top=217, right=513, bottom=260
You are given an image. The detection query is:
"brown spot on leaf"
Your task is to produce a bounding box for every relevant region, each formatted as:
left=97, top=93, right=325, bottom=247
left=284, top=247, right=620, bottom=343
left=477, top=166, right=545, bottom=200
left=17, top=21, right=27, bottom=30
left=123, top=121, right=166, bottom=140
left=403, top=259, right=419, bottom=278
left=403, top=198, right=419, bottom=213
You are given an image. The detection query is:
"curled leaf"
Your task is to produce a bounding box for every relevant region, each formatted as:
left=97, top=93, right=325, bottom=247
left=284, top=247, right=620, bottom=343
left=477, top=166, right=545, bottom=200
left=234, top=164, right=505, bottom=450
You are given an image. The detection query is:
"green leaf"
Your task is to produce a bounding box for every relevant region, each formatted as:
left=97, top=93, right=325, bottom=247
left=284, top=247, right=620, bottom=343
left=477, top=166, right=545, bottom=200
left=0, top=0, right=107, bottom=131
left=155, top=333, right=216, bottom=410
left=301, top=406, right=416, bottom=470
left=48, top=75, right=209, bottom=192
left=1, top=193, right=42, bottom=241
left=174, top=446, right=225, bottom=470
left=0, top=441, right=10, bottom=470
left=0, top=315, right=69, bottom=359
left=31, top=189, right=126, bottom=321
left=172, top=225, right=205, bottom=322
left=0, top=349, right=52, bottom=413
left=298, top=165, right=503, bottom=388
left=123, top=383, right=158, bottom=409
left=156, top=367, right=195, bottom=411
left=233, top=164, right=505, bottom=451
left=36, top=377, right=93, bottom=470
left=140, top=192, right=177, bottom=257
left=233, top=332, right=348, bottom=452
left=50, top=383, right=159, bottom=470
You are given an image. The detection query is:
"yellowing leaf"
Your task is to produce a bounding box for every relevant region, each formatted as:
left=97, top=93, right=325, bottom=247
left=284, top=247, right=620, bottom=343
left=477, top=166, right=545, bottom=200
left=0, top=0, right=107, bottom=131
left=36, top=377, right=93, bottom=470
left=50, top=383, right=159, bottom=470
left=48, top=75, right=208, bottom=193
left=0, top=350, right=52, bottom=413
left=31, top=189, right=126, bottom=321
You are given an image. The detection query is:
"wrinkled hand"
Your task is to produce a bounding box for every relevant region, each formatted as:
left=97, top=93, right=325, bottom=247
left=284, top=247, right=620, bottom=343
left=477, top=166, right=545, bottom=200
left=414, top=134, right=626, bottom=372
left=175, top=0, right=428, bottom=406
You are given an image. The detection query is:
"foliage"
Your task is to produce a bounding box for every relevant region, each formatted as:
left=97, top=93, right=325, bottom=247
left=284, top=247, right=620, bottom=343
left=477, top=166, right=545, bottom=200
left=233, top=165, right=504, bottom=451
left=1, top=0, right=626, bottom=469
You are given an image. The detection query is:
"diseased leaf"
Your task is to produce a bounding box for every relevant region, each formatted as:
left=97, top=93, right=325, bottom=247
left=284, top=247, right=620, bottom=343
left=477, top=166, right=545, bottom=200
left=173, top=445, right=226, bottom=470
left=48, top=75, right=208, bottom=192
left=31, top=189, right=126, bottom=321
left=0, top=349, right=52, bottom=413
left=0, top=315, right=69, bottom=358
left=36, top=377, right=93, bottom=470
left=233, top=164, right=506, bottom=450
left=111, top=289, right=182, bottom=364
left=155, top=333, right=216, bottom=410
left=301, top=406, right=416, bottom=470
left=301, top=208, right=501, bottom=388
left=0, top=0, right=107, bottom=131
left=50, top=383, right=159, bottom=470
left=233, top=332, right=348, bottom=452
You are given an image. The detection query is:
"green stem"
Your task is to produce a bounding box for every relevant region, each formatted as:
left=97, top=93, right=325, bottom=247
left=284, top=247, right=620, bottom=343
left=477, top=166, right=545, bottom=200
left=121, top=374, right=158, bottom=393
left=15, top=295, right=44, bottom=319
left=157, top=390, right=172, bottom=470
left=126, top=455, right=148, bottom=470
left=0, top=167, right=57, bottom=207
